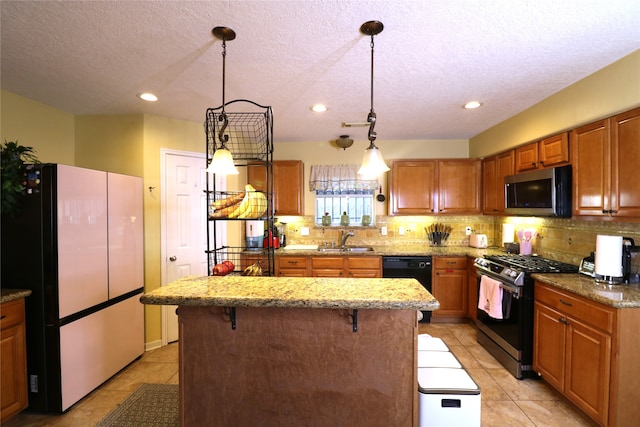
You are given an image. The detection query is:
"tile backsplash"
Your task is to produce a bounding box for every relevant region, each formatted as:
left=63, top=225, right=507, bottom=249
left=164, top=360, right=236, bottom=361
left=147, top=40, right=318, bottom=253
left=279, top=215, right=639, bottom=274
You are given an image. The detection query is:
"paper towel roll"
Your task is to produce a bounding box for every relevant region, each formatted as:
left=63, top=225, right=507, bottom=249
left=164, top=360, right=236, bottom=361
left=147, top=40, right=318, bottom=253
left=595, top=235, right=623, bottom=277
left=246, top=220, right=264, bottom=237
left=502, top=223, right=515, bottom=244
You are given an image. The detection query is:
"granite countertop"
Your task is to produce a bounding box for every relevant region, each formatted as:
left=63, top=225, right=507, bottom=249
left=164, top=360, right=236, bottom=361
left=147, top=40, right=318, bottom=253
left=277, top=244, right=505, bottom=258
left=533, top=273, right=640, bottom=309
left=1, top=288, right=32, bottom=304
left=140, top=275, right=439, bottom=311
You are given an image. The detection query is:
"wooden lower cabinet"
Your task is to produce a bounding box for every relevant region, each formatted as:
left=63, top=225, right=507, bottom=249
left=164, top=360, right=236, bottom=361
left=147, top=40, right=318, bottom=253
left=1, top=298, right=28, bottom=423
left=275, top=256, right=309, bottom=277
left=431, top=256, right=467, bottom=322
left=311, top=256, right=381, bottom=278
left=533, top=281, right=640, bottom=426
left=277, top=255, right=382, bottom=278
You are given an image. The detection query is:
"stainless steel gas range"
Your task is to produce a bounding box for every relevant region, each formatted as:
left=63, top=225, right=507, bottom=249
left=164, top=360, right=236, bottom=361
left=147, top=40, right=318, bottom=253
left=473, top=254, right=578, bottom=379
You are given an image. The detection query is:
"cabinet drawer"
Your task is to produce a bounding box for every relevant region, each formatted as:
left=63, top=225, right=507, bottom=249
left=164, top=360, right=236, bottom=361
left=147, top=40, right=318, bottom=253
left=311, top=257, right=344, bottom=269
left=0, top=299, right=25, bottom=330
left=347, top=257, right=381, bottom=269
left=276, top=257, right=309, bottom=269
left=535, top=282, right=614, bottom=334
left=434, top=257, right=466, bottom=269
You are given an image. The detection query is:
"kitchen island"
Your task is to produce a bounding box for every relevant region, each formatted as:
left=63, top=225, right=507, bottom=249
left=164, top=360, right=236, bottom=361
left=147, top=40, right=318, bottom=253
left=141, top=275, right=438, bottom=426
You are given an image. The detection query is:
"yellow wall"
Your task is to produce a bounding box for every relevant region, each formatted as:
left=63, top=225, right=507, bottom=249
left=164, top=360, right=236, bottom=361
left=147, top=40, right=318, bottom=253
left=1, top=90, right=75, bottom=164
left=75, top=115, right=144, bottom=175
left=470, top=49, right=640, bottom=157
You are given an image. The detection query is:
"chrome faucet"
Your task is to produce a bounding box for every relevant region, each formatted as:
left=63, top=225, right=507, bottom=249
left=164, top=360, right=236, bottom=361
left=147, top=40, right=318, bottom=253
left=340, top=230, right=355, bottom=249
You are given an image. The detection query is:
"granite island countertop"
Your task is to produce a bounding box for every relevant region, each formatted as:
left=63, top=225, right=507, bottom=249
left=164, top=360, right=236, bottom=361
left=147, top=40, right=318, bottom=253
left=140, top=275, right=439, bottom=310
left=533, top=273, right=640, bottom=309
left=1, top=288, right=32, bottom=304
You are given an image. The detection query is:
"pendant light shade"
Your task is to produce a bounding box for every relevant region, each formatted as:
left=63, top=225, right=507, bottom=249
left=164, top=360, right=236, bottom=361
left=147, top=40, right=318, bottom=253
left=206, top=147, right=239, bottom=175
left=358, top=142, right=390, bottom=178
left=207, top=26, right=239, bottom=175
left=357, top=20, right=389, bottom=178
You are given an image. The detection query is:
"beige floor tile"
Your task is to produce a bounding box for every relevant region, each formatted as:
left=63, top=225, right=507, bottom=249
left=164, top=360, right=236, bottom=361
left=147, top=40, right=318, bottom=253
left=481, top=400, right=536, bottom=426
left=516, top=399, right=597, bottom=426
left=465, top=368, right=511, bottom=401
left=465, top=343, right=506, bottom=369
left=448, top=344, right=485, bottom=369
left=488, top=368, right=562, bottom=401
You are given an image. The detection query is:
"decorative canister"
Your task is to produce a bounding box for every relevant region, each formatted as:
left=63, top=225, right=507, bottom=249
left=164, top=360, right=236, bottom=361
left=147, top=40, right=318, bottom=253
left=340, top=212, right=350, bottom=226
left=361, top=215, right=371, bottom=226
left=322, top=213, right=331, bottom=226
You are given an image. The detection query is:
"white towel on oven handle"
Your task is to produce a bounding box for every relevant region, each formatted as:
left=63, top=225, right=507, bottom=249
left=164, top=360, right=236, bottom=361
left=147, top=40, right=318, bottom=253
left=478, top=275, right=504, bottom=319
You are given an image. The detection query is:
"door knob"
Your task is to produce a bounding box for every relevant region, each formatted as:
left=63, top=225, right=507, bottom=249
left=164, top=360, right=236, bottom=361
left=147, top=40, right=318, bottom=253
left=169, top=256, right=177, bottom=262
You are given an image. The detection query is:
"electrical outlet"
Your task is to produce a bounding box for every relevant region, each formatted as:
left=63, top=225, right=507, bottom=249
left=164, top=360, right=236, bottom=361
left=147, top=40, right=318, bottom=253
left=300, top=227, right=310, bottom=236
left=380, top=226, right=387, bottom=236
left=399, top=226, right=405, bottom=235
left=465, top=226, right=472, bottom=235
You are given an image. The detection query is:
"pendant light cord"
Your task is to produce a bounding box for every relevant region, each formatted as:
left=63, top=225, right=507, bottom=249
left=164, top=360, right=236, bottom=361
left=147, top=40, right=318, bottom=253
left=367, top=33, right=377, bottom=148
left=217, top=38, right=229, bottom=146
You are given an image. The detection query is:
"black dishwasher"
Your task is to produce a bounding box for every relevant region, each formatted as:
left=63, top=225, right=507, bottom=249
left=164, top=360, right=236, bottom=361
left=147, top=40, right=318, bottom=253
left=382, top=256, right=432, bottom=323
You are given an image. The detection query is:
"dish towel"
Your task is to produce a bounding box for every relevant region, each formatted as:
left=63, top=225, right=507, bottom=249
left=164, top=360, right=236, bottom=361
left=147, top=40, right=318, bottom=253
left=478, top=275, right=504, bottom=319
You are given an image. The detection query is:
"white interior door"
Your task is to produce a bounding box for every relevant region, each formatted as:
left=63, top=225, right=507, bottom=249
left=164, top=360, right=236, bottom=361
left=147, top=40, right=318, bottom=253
left=162, top=150, right=225, bottom=344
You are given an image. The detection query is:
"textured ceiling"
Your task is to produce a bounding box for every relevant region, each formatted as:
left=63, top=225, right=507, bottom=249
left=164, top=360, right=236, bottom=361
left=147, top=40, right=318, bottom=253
left=2, top=1, right=639, bottom=144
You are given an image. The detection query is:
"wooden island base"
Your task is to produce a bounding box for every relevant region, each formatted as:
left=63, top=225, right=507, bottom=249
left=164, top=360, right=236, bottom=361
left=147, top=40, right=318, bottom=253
left=178, top=306, right=418, bottom=426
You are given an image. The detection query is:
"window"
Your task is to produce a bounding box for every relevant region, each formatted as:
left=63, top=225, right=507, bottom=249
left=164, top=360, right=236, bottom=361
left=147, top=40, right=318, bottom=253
left=315, top=190, right=375, bottom=226
left=309, top=164, right=377, bottom=226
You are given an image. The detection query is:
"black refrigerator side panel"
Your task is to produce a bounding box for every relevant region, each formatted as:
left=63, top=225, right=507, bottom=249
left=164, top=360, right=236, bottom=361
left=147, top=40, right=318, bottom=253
left=1, top=163, right=63, bottom=412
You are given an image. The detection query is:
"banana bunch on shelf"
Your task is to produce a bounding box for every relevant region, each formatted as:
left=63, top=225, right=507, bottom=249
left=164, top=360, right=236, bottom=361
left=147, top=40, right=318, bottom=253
left=242, top=261, right=263, bottom=276
left=210, top=184, right=267, bottom=219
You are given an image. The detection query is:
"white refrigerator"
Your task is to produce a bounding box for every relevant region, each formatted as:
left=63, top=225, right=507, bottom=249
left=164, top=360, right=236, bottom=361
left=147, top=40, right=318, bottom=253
left=1, top=163, right=144, bottom=413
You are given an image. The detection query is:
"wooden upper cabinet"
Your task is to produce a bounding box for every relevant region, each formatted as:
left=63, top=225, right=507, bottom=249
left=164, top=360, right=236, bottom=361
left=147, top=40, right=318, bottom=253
left=515, top=132, right=569, bottom=172
left=248, top=160, right=304, bottom=216
left=571, top=119, right=610, bottom=216
left=611, top=107, right=640, bottom=217
left=438, top=159, right=482, bottom=214
left=390, top=159, right=480, bottom=215
left=540, top=132, right=570, bottom=167
left=482, top=151, right=514, bottom=214
left=389, top=160, right=437, bottom=215
left=573, top=107, right=640, bottom=218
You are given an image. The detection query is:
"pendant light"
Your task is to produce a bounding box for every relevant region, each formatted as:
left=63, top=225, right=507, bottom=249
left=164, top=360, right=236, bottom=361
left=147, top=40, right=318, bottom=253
left=206, top=26, right=239, bottom=175
left=357, top=20, right=390, bottom=178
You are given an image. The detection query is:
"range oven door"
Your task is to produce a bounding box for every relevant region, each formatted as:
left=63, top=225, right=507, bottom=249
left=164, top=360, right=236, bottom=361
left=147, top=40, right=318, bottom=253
left=475, top=271, right=534, bottom=378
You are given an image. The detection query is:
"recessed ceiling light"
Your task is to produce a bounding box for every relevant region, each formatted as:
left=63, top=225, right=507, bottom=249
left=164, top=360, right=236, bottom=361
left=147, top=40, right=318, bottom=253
left=138, top=92, right=158, bottom=102
left=310, top=104, right=327, bottom=113
left=463, top=101, right=482, bottom=109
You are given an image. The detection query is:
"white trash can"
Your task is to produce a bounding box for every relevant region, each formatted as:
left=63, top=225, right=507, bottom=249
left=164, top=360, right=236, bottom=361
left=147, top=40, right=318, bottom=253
left=417, top=367, right=481, bottom=427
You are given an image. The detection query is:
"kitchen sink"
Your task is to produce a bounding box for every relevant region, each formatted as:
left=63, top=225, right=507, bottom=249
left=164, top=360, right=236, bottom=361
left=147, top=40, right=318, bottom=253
left=317, top=246, right=375, bottom=253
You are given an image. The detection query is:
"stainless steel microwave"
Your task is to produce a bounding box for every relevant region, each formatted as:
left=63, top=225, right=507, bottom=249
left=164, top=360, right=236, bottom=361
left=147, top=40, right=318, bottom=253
left=504, top=165, right=572, bottom=217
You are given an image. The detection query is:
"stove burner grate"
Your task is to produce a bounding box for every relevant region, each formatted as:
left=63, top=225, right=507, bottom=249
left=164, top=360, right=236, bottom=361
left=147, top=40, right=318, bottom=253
left=484, top=255, right=578, bottom=273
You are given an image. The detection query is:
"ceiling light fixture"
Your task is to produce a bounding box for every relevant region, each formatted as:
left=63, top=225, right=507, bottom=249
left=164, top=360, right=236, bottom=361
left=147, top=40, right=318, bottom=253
left=336, top=135, right=354, bottom=150
left=206, top=26, right=239, bottom=175
left=463, top=101, right=483, bottom=109
left=357, top=20, right=390, bottom=178
left=310, top=104, right=328, bottom=113
left=137, top=92, right=158, bottom=102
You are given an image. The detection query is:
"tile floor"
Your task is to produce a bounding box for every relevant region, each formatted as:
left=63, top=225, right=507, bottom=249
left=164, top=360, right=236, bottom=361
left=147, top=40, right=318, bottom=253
left=4, top=322, right=596, bottom=426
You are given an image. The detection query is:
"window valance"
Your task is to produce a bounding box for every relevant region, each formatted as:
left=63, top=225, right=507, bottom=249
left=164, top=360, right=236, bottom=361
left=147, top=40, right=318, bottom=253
left=309, top=164, right=378, bottom=193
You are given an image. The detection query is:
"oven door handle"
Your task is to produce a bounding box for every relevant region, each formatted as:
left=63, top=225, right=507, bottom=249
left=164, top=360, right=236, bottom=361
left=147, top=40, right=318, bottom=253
left=477, top=272, right=522, bottom=299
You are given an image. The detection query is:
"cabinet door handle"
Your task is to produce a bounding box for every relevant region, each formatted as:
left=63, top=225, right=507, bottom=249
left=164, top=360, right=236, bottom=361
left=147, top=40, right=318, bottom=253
left=0, top=315, right=5, bottom=320
left=559, top=299, right=572, bottom=307
left=559, top=317, right=568, bottom=325
left=287, top=260, right=298, bottom=264
left=531, top=162, right=537, bottom=167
